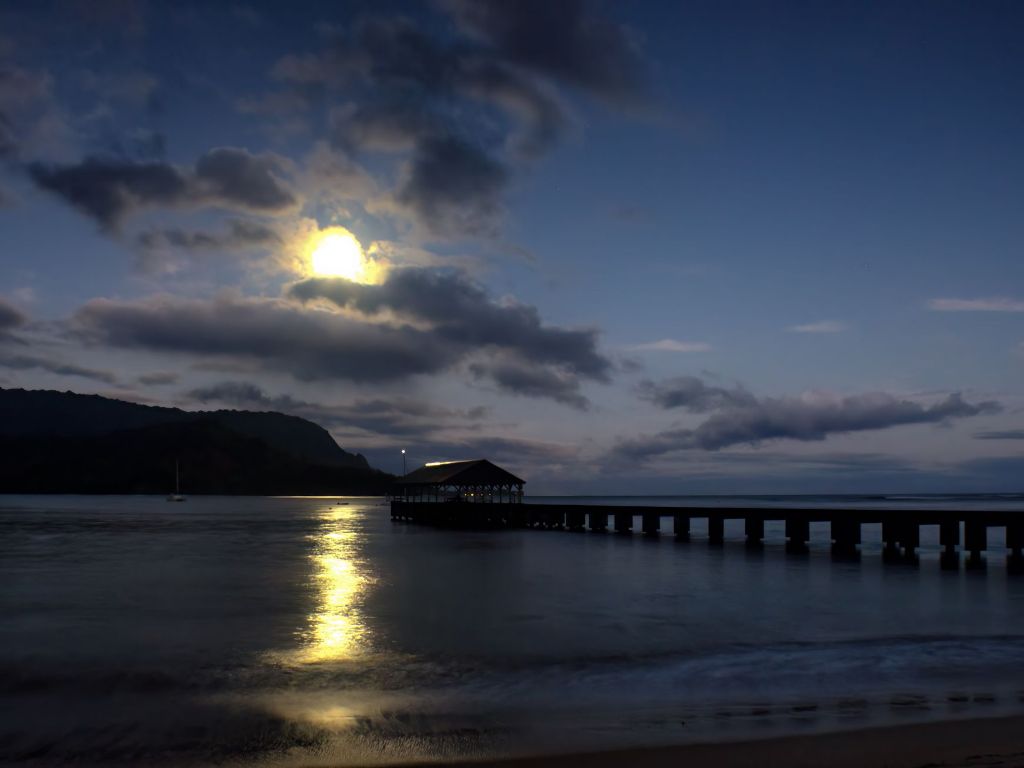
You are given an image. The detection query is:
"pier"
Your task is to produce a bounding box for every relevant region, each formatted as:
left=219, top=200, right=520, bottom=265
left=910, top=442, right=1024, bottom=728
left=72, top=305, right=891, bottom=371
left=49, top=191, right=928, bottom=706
left=389, top=501, right=1024, bottom=571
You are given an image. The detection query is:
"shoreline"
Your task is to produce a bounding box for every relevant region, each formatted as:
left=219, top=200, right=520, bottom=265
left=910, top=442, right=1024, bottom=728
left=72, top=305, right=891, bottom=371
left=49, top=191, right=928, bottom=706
left=399, top=713, right=1024, bottom=768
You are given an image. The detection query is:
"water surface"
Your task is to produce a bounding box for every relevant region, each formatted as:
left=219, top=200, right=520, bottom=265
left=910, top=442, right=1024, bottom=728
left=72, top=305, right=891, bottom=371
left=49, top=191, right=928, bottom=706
left=3, top=494, right=1024, bottom=766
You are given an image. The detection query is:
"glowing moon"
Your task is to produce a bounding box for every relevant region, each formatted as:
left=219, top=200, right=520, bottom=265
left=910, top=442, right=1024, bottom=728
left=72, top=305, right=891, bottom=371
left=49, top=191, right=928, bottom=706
left=310, top=230, right=365, bottom=281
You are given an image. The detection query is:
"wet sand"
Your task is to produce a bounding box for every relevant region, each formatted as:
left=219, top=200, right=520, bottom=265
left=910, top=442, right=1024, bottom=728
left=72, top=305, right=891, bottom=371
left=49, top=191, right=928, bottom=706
left=414, top=714, right=1024, bottom=768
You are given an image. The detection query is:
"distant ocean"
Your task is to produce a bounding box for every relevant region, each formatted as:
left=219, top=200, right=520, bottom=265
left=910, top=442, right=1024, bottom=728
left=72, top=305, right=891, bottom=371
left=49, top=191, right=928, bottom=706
left=3, top=494, right=1024, bottom=766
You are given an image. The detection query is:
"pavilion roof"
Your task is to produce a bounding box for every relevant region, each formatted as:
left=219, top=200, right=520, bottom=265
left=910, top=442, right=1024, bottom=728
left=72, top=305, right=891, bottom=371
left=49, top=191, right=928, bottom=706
left=395, top=459, right=525, bottom=487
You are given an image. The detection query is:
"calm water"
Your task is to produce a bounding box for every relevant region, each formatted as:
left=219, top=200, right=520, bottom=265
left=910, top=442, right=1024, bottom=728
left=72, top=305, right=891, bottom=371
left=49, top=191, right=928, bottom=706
left=3, top=494, right=1024, bottom=766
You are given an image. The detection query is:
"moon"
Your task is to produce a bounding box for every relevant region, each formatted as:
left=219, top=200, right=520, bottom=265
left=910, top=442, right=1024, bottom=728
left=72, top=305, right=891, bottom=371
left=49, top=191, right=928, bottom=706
left=310, top=229, right=365, bottom=281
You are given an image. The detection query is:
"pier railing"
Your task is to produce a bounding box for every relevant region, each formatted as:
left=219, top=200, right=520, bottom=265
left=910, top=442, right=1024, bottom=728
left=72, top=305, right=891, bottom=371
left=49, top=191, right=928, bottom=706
left=389, top=501, right=1024, bottom=571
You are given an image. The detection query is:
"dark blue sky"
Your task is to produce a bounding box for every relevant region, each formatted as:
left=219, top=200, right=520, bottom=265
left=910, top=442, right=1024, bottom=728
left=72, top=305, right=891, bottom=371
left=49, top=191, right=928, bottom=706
left=1, top=0, right=1022, bottom=491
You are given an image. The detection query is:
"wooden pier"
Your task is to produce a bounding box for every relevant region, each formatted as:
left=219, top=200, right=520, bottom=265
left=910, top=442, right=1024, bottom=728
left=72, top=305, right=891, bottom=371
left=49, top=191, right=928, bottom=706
left=389, top=501, right=1024, bottom=571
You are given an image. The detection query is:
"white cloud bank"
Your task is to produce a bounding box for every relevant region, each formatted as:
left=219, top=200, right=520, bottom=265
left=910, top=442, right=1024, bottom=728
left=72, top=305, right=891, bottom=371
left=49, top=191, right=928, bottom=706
left=928, top=297, right=1024, bottom=313
left=787, top=320, right=846, bottom=333
left=632, top=339, right=711, bottom=353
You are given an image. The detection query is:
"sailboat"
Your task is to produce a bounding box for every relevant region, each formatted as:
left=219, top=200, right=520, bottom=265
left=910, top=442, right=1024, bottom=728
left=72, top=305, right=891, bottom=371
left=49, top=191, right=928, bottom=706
left=167, top=460, right=186, bottom=502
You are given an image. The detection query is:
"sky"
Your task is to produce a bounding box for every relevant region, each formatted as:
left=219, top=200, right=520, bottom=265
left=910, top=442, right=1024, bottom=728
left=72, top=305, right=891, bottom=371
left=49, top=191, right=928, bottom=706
left=0, top=0, right=1022, bottom=493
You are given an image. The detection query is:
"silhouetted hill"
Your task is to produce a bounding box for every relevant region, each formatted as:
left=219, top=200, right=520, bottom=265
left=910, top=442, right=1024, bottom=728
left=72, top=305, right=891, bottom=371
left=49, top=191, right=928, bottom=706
left=0, top=388, right=391, bottom=494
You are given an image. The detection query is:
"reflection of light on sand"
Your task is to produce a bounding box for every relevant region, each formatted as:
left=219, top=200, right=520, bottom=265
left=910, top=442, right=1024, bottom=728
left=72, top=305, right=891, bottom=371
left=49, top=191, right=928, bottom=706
left=295, top=505, right=373, bottom=664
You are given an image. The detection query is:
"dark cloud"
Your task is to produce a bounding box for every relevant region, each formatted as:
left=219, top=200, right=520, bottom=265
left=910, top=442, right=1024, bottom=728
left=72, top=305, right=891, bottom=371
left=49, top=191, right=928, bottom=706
left=290, top=269, right=611, bottom=380
left=614, top=387, right=1002, bottom=460
left=30, top=156, right=184, bottom=230
left=268, top=5, right=637, bottom=237
left=637, top=376, right=756, bottom=412
left=186, top=380, right=486, bottom=438
left=0, top=352, right=117, bottom=384
left=315, top=21, right=569, bottom=160
left=193, top=148, right=295, bottom=212
left=0, top=299, right=26, bottom=331
left=29, top=148, right=297, bottom=231
left=137, top=371, right=178, bottom=386
left=449, top=435, right=575, bottom=464
left=974, top=429, right=1024, bottom=440
left=442, top=0, right=646, bottom=102
left=469, top=354, right=589, bottom=409
left=71, top=295, right=457, bottom=382
left=330, top=99, right=443, bottom=154
left=136, top=219, right=281, bottom=253
left=456, top=57, right=569, bottom=159
left=395, top=135, right=508, bottom=237
left=68, top=266, right=610, bottom=405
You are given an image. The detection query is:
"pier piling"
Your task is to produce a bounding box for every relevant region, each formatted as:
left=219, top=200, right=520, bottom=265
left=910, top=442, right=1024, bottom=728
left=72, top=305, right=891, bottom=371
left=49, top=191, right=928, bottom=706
left=831, top=518, right=860, bottom=557
left=940, top=521, right=960, bottom=570
left=566, top=510, right=586, bottom=531
left=674, top=513, right=690, bottom=541
left=642, top=512, right=660, bottom=536
left=708, top=516, right=725, bottom=545
left=882, top=521, right=902, bottom=561
left=1007, top=522, right=1024, bottom=572
left=744, top=517, right=764, bottom=548
left=614, top=512, right=632, bottom=534
left=785, top=518, right=809, bottom=553
left=965, top=521, right=987, bottom=568
left=589, top=510, right=608, bottom=532
left=901, top=523, right=920, bottom=561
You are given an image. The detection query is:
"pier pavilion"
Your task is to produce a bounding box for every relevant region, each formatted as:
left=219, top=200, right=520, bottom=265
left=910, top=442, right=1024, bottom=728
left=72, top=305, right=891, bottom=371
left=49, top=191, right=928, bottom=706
left=392, top=459, right=525, bottom=503
left=390, top=460, right=526, bottom=527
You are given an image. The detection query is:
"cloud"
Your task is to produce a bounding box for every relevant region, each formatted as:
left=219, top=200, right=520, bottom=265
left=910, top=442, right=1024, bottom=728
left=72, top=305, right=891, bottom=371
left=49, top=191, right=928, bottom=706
left=441, top=0, right=647, bottom=102
left=290, top=269, right=611, bottom=380
left=632, top=339, right=711, bottom=353
left=70, top=294, right=458, bottom=382
left=137, top=220, right=281, bottom=252
left=0, top=352, right=117, bottom=384
left=469, top=354, right=590, bottom=409
left=329, top=99, right=443, bottom=154
left=29, top=147, right=297, bottom=231
left=0, top=298, right=26, bottom=332
left=186, top=380, right=486, bottom=438
left=974, top=429, right=1024, bottom=440
left=637, top=376, right=756, bottom=412
left=928, top=297, right=1024, bottom=313
left=394, top=135, right=508, bottom=237
left=72, top=279, right=608, bottom=406
left=137, top=371, right=178, bottom=386
left=264, top=4, right=638, bottom=237
left=788, top=320, right=846, bottom=333
left=318, top=21, right=571, bottom=160
left=134, top=220, right=283, bottom=273
left=69, top=265, right=611, bottom=405
left=614, top=382, right=1002, bottom=460
left=456, top=57, right=570, bottom=159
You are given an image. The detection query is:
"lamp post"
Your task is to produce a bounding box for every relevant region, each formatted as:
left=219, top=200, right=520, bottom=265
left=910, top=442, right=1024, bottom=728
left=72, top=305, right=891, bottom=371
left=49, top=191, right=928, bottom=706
left=401, top=449, right=406, bottom=475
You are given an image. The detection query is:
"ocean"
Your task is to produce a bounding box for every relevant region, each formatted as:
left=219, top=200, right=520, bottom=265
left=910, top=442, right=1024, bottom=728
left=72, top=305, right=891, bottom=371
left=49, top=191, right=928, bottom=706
left=3, top=494, right=1024, bottom=766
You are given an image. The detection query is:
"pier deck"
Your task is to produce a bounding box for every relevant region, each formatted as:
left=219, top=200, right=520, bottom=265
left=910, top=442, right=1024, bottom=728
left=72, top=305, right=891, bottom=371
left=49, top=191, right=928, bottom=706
left=389, top=501, right=1024, bottom=570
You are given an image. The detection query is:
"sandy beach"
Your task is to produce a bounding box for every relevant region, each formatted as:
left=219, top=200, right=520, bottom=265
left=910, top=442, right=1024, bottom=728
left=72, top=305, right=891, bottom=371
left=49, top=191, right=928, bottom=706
left=429, top=715, right=1024, bottom=768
